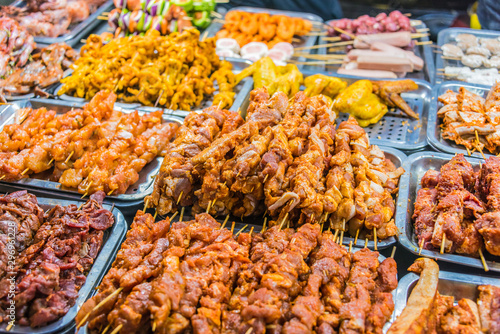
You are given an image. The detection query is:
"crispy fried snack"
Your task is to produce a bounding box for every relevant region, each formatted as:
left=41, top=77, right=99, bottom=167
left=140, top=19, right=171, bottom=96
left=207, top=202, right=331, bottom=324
left=59, top=29, right=236, bottom=110
left=215, top=11, right=313, bottom=47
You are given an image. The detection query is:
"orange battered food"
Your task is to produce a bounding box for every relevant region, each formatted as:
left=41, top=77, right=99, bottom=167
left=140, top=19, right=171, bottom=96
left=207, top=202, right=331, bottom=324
left=215, top=11, right=313, bottom=47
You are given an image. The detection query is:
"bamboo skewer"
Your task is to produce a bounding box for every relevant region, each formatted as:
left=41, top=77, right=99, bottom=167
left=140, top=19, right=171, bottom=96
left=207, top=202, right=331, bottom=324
left=354, top=229, right=360, bottom=245
left=221, top=215, right=230, bottom=229
left=348, top=241, right=353, bottom=253
left=143, top=199, right=150, bottom=212
left=373, top=228, right=378, bottom=251
left=333, top=26, right=356, bottom=39
left=177, top=191, right=183, bottom=205
left=390, top=246, right=396, bottom=259
left=179, top=207, right=185, bottom=222
left=110, top=324, right=123, bottom=334
left=321, top=36, right=342, bottom=42
left=475, top=130, right=487, bottom=160
left=478, top=248, right=489, bottom=272
left=262, top=217, right=267, bottom=233
left=278, top=213, right=289, bottom=232
left=230, top=221, right=235, bottom=234
left=0, top=175, right=5, bottom=180
left=418, top=238, right=424, bottom=255
left=102, top=323, right=111, bottom=334
left=65, top=151, right=74, bottom=164
left=21, top=168, right=29, bottom=176
left=440, top=233, right=446, bottom=254
left=235, top=224, right=248, bottom=237
left=364, top=238, right=368, bottom=248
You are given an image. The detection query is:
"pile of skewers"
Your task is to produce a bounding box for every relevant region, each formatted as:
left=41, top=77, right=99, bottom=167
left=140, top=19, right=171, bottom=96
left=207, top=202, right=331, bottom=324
left=0, top=190, right=114, bottom=328
left=59, top=29, right=237, bottom=110
left=75, top=209, right=398, bottom=334
left=388, top=258, right=500, bottom=333
left=0, top=91, right=179, bottom=196
left=413, top=154, right=500, bottom=270
left=437, top=82, right=500, bottom=155
left=147, top=87, right=405, bottom=243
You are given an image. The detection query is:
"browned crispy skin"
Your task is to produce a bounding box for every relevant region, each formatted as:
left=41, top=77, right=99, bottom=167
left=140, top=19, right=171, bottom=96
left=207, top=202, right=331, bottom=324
left=387, top=258, right=439, bottom=334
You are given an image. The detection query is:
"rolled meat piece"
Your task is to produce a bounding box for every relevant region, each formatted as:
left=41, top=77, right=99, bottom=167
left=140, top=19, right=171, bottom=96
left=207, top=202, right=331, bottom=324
left=357, top=55, right=413, bottom=72
left=337, top=68, right=398, bottom=78
left=466, top=46, right=491, bottom=58
left=370, top=42, right=424, bottom=71
left=241, top=42, right=268, bottom=58
left=354, top=31, right=412, bottom=49
left=216, top=38, right=240, bottom=53
left=269, top=42, right=294, bottom=60
left=441, top=43, right=464, bottom=58
left=461, top=54, right=486, bottom=68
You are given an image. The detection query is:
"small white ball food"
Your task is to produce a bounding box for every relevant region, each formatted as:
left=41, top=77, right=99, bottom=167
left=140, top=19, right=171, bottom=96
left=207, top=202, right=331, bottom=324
left=241, top=42, right=268, bottom=58
left=442, top=43, right=463, bottom=58
left=216, top=38, right=240, bottom=53
left=461, top=54, right=486, bottom=68
left=466, top=46, right=491, bottom=58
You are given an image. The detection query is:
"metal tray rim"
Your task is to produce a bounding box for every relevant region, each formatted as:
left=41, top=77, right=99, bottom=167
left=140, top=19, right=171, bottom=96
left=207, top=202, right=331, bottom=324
left=0, top=98, right=183, bottom=202
left=396, top=150, right=500, bottom=272
left=0, top=196, right=127, bottom=334
left=426, top=80, right=496, bottom=158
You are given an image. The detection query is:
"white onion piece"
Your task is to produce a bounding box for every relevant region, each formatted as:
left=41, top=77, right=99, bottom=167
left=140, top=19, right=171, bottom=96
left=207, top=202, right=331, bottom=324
left=370, top=181, right=384, bottom=194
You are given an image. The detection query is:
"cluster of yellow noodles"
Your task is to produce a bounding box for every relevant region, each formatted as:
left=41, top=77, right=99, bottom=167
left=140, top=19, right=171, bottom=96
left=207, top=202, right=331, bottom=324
left=59, top=29, right=236, bottom=110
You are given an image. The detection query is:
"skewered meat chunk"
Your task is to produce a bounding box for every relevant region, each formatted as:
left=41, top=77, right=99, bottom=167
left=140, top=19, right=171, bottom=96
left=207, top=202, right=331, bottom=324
left=478, top=285, right=500, bottom=334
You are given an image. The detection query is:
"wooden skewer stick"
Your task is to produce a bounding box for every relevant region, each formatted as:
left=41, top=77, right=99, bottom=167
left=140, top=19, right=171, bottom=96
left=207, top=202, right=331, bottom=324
left=415, top=41, right=434, bottom=46
left=333, top=229, right=339, bottom=242
left=294, top=40, right=353, bottom=51
left=466, top=147, right=471, bottom=156
left=206, top=200, right=212, bottom=214
left=373, top=228, right=378, bottom=251
left=440, top=233, right=446, bottom=254
left=177, top=191, right=183, bottom=205
left=305, top=31, right=327, bottom=36
left=221, top=215, right=230, bottom=229
left=21, top=168, right=29, bottom=176
left=354, top=229, right=360, bottom=245
left=263, top=174, right=269, bottom=183
left=418, top=238, right=424, bottom=255
left=143, top=198, right=150, bottom=212
left=249, top=226, right=254, bottom=237
left=475, top=130, right=487, bottom=160
left=201, top=30, right=209, bottom=42
left=65, top=151, right=74, bottom=164
left=211, top=11, right=223, bottom=19
left=91, top=287, right=123, bottom=315
left=333, top=26, right=356, bottom=39
left=76, top=311, right=91, bottom=329
left=179, top=207, right=185, bottom=222
left=321, top=36, right=342, bottom=42
left=235, top=224, right=248, bottom=237
left=390, top=246, right=396, bottom=259
left=339, top=219, right=345, bottom=245
left=102, top=323, right=112, bottom=334
left=97, top=16, right=108, bottom=20
left=478, top=248, right=489, bottom=272
left=6, top=322, right=13, bottom=331
left=48, top=158, right=54, bottom=166
left=348, top=241, right=353, bottom=253
left=154, top=211, right=159, bottom=221
left=110, top=324, right=123, bottom=334
left=154, top=90, right=164, bottom=108
left=262, top=217, right=267, bottom=233
left=364, top=238, right=368, bottom=248
left=278, top=213, right=289, bottom=232
left=152, top=321, right=156, bottom=332
left=417, top=27, right=430, bottom=32
left=230, top=221, right=235, bottom=234
left=0, top=175, right=5, bottom=180
left=108, top=189, right=114, bottom=196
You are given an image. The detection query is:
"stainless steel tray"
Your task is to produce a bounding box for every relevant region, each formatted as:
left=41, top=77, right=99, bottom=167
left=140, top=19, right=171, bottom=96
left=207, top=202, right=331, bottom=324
left=396, top=151, right=500, bottom=272
left=10, top=0, right=113, bottom=47
left=238, top=71, right=430, bottom=151
left=0, top=98, right=183, bottom=202
left=203, top=6, right=323, bottom=68
left=394, top=270, right=500, bottom=325
left=322, top=20, right=435, bottom=84
left=0, top=196, right=127, bottom=334
left=436, top=27, right=500, bottom=83
left=427, top=81, right=495, bottom=158
left=54, top=58, right=254, bottom=116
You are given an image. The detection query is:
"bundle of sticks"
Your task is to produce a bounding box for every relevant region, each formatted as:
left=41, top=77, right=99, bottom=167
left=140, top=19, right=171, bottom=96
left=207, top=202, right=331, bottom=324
left=413, top=154, right=500, bottom=265
left=0, top=91, right=179, bottom=196
left=437, top=82, right=500, bottom=156
left=389, top=258, right=499, bottom=333
left=0, top=190, right=115, bottom=328
left=76, top=210, right=398, bottom=334
left=147, top=87, right=405, bottom=241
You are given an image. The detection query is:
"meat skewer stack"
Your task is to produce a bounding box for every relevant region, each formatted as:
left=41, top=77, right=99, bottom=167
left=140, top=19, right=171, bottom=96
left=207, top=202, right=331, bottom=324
left=0, top=190, right=115, bottom=328
left=0, top=91, right=179, bottom=195
left=413, top=154, right=500, bottom=264
left=76, top=210, right=398, bottom=334
left=437, top=82, right=500, bottom=155
left=148, top=87, right=405, bottom=242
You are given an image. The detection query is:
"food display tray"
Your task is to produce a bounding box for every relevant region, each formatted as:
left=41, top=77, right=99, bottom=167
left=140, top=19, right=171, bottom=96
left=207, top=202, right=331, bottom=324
left=396, top=151, right=500, bottom=272
left=53, top=58, right=254, bottom=116
left=238, top=71, right=430, bottom=151
left=0, top=196, right=127, bottom=334
left=203, top=6, right=323, bottom=68
left=9, top=0, right=113, bottom=47
left=393, top=270, right=500, bottom=324
left=435, top=27, right=500, bottom=83
left=0, top=98, right=183, bottom=203
left=322, top=19, right=435, bottom=84
left=427, top=80, right=495, bottom=158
